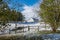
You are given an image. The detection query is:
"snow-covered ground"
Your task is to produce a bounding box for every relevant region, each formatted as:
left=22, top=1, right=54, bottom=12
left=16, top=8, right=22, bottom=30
left=0, top=22, right=60, bottom=35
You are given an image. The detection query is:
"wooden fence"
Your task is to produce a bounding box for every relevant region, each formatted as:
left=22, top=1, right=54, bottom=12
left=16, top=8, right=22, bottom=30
left=0, top=22, right=51, bottom=34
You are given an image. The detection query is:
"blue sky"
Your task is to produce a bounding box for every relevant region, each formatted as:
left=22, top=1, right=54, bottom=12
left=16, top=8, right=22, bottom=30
left=4, top=0, right=42, bottom=11
left=4, top=0, right=42, bottom=20
left=5, top=0, right=40, bottom=6
left=17, top=0, right=39, bottom=6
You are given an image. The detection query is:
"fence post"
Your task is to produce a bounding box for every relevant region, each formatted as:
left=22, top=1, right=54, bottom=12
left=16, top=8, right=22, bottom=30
left=28, top=26, right=30, bottom=31
left=45, top=22, right=46, bottom=30
left=23, top=26, right=24, bottom=32
left=15, top=23, right=17, bottom=34
left=38, top=26, right=39, bottom=31
left=9, top=28, right=10, bottom=34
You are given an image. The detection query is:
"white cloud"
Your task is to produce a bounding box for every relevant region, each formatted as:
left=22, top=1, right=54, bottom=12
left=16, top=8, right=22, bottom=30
left=21, top=2, right=40, bottom=20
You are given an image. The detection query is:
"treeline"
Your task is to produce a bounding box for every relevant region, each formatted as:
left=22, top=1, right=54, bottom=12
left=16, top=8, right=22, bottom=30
left=0, top=0, right=24, bottom=24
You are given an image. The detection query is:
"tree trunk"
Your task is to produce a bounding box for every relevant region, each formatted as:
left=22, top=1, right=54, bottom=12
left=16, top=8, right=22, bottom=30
left=51, top=23, right=57, bottom=33
left=52, top=27, right=56, bottom=32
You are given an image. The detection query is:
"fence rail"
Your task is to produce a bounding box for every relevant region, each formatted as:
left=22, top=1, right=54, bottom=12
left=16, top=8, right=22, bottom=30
left=0, top=22, right=52, bottom=35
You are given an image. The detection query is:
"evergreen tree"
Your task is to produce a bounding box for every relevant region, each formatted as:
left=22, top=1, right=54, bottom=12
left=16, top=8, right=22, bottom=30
left=0, top=0, right=24, bottom=30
